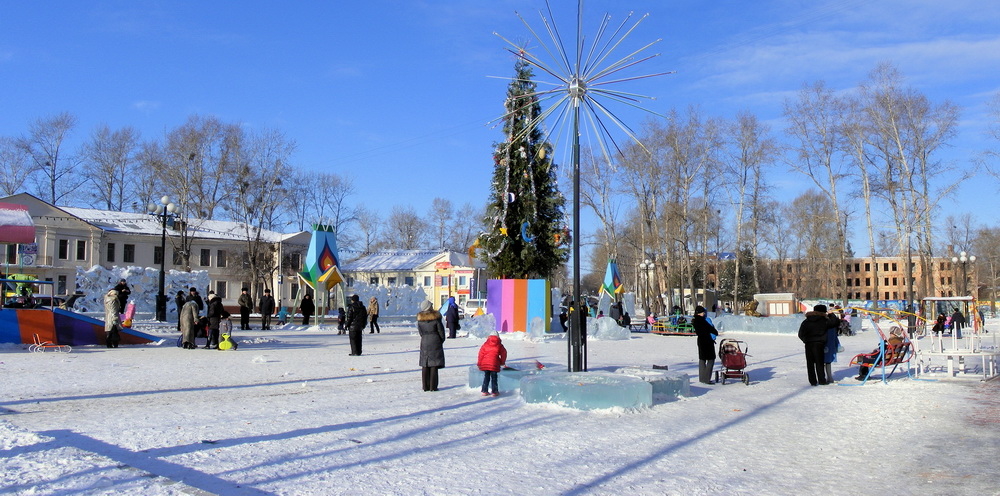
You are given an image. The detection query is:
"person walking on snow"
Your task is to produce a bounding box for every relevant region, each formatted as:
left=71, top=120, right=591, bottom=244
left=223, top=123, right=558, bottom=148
left=345, top=294, right=367, bottom=355
left=368, top=296, right=381, bottom=333
left=477, top=334, right=507, bottom=396
left=104, top=289, right=122, bottom=348
left=417, top=300, right=446, bottom=392
left=692, top=305, right=718, bottom=384
left=445, top=296, right=460, bottom=339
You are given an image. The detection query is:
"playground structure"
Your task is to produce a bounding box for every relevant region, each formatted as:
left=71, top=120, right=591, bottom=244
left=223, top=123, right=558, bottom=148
left=913, top=296, right=998, bottom=381
left=846, top=297, right=999, bottom=382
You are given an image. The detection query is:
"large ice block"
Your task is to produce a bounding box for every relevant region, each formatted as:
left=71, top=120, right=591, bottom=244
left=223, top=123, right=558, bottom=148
left=519, top=372, right=652, bottom=410
left=614, top=367, right=690, bottom=401
left=467, top=364, right=544, bottom=392
left=591, top=317, right=630, bottom=340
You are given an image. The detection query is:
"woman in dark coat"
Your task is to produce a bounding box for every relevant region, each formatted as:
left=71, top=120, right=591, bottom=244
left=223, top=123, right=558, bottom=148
left=417, top=300, right=446, bottom=392
left=300, top=294, right=315, bottom=325
left=692, top=305, right=718, bottom=384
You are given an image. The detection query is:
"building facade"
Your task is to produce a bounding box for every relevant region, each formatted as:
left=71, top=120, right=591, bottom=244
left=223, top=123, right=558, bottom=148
left=1, top=193, right=310, bottom=307
left=340, top=250, right=487, bottom=307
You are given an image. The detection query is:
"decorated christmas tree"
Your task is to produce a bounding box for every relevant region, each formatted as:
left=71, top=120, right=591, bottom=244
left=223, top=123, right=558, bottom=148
left=477, top=56, right=568, bottom=279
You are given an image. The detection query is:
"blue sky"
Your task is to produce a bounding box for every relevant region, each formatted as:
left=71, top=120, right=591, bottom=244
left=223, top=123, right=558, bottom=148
left=2, top=1, right=999, bottom=243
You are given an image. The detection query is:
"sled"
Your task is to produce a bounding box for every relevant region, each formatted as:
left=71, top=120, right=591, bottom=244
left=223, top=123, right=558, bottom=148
left=29, top=333, right=71, bottom=353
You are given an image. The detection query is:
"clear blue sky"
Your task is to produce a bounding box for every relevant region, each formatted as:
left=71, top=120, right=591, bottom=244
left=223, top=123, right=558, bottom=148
left=2, top=1, right=998, bottom=243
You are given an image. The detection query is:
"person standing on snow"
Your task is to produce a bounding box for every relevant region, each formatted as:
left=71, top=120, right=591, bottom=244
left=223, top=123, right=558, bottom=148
left=417, top=300, right=446, bottom=391
left=692, top=305, right=718, bottom=384
left=205, top=291, right=226, bottom=349
left=368, top=296, right=381, bottom=334
left=798, top=304, right=837, bottom=386
left=238, top=287, right=253, bottom=330
left=444, top=296, right=461, bottom=339
left=179, top=299, right=200, bottom=349
left=345, top=294, right=367, bottom=356
left=477, top=333, right=507, bottom=397
left=299, top=294, right=315, bottom=325
left=104, top=288, right=122, bottom=348
left=112, top=278, right=130, bottom=314
left=258, top=289, right=276, bottom=330
left=187, top=287, right=205, bottom=316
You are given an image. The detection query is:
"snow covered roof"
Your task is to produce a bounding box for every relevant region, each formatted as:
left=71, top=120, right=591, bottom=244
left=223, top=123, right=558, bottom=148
left=341, top=250, right=480, bottom=272
left=60, top=206, right=298, bottom=243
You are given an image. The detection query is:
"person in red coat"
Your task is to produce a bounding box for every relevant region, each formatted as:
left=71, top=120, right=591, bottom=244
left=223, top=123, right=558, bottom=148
left=477, top=334, right=507, bottom=397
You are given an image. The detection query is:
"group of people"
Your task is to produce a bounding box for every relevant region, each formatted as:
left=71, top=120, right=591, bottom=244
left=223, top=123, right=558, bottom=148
left=931, top=308, right=967, bottom=338
left=176, top=286, right=228, bottom=349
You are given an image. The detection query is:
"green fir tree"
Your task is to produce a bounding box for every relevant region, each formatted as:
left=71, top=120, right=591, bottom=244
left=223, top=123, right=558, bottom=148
left=477, top=56, right=568, bottom=279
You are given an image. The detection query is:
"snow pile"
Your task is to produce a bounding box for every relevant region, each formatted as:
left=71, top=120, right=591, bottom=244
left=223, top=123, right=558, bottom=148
left=713, top=314, right=803, bottom=334
left=342, top=281, right=432, bottom=316
left=72, top=265, right=209, bottom=316
left=590, top=316, right=631, bottom=340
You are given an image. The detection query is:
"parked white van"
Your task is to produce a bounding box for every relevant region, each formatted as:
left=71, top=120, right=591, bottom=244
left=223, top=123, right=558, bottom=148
left=463, top=298, right=487, bottom=317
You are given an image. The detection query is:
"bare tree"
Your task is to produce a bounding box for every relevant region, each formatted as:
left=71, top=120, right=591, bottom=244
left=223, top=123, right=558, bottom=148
left=227, top=128, right=296, bottom=292
left=427, top=198, right=453, bottom=250
left=17, top=112, right=80, bottom=204
left=80, top=124, right=141, bottom=211
left=449, top=202, right=483, bottom=253
left=158, top=114, right=242, bottom=221
left=784, top=82, right=850, bottom=304
left=0, top=136, right=35, bottom=196
left=385, top=205, right=426, bottom=249
left=352, top=205, right=383, bottom=254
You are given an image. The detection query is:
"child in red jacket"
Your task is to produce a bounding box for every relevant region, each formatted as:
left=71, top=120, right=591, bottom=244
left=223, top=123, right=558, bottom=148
left=477, top=334, right=507, bottom=397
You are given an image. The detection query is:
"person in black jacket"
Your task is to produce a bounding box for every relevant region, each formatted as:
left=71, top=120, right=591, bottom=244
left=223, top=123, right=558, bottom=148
left=299, top=294, right=315, bottom=325
left=798, top=304, right=839, bottom=386
left=345, top=294, right=367, bottom=356
left=258, top=289, right=276, bottom=330
left=112, top=279, right=130, bottom=313
left=205, top=291, right=226, bottom=349
left=692, top=305, right=718, bottom=384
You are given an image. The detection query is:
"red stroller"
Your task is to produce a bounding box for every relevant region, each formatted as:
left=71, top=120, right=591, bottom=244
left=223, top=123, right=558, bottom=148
left=715, top=338, right=751, bottom=385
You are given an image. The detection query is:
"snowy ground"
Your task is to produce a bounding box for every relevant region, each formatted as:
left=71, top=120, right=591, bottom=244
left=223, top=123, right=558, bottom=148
left=2, top=319, right=999, bottom=496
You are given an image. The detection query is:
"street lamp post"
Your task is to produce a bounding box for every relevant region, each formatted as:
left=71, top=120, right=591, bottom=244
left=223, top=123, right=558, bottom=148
left=639, top=259, right=652, bottom=317
left=951, top=251, right=976, bottom=297
left=148, top=196, right=177, bottom=322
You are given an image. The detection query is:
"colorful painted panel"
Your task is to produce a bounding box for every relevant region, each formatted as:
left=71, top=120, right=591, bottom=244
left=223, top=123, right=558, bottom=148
left=0, top=308, right=158, bottom=346
left=487, top=279, right=551, bottom=333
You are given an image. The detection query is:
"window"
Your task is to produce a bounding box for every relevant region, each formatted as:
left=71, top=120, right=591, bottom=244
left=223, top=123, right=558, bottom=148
left=892, top=291, right=898, bottom=299
left=404, top=276, right=414, bottom=286
left=865, top=263, right=870, bottom=271
left=854, top=278, right=860, bottom=286
left=200, top=249, right=211, bottom=267
left=5, top=244, right=15, bottom=264
left=107, top=243, right=116, bottom=263
left=387, top=277, right=396, bottom=285
left=892, top=263, right=898, bottom=271
left=883, top=263, right=889, bottom=271
left=58, top=239, right=69, bottom=260
left=892, top=277, right=898, bottom=285
left=947, top=277, right=952, bottom=284
left=884, top=278, right=890, bottom=286
left=154, top=246, right=163, bottom=265
left=370, top=277, right=379, bottom=285
left=76, top=240, right=86, bottom=261
left=57, top=275, right=67, bottom=295
left=846, top=264, right=851, bottom=272
left=123, top=244, right=135, bottom=263
left=459, top=276, right=467, bottom=286
left=865, top=278, right=870, bottom=286
left=854, top=263, right=860, bottom=272
left=172, top=250, right=183, bottom=265
left=217, top=250, right=227, bottom=268
left=847, top=279, right=853, bottom=287
left=865, top=292, right=871, bottom=300
left=290, top=253, right=301, bottom=270
left=423, top=276, right=432, bottom=286
left=291, top=283, right=299, bottom=299
left=884, top=292, right=889, bottom=300
left=215, top=281, right=227, bottom=298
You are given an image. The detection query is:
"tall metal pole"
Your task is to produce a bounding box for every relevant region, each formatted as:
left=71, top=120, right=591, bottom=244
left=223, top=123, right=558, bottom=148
left=156, top=210, right=167, bottom=322
left=569, top=83, right=584, bottom=372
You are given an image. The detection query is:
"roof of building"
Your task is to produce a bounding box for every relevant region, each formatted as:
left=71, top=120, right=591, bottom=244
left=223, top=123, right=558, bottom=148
left=59, top=206, right=301, bottom=242
left=341, top=250, right=481, bottom=272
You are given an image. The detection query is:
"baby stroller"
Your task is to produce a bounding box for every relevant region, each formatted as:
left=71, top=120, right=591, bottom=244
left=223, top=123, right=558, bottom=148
left=715, top=338, right=751, bottom=385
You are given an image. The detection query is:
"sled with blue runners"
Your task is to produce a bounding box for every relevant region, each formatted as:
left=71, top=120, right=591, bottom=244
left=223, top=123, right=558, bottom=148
left=842, top=308, right=914, bottom=386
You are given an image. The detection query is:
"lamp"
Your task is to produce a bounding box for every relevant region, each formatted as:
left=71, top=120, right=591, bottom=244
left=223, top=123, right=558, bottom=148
left=951, top=251, right=976, bottom=297
left=147, top=196, right=178, bottom=322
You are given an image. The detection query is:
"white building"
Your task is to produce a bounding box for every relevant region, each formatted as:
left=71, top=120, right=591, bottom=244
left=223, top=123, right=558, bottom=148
left=340, top=250, right=487, bottom=307
left=1, top=193, right=310, bottom=307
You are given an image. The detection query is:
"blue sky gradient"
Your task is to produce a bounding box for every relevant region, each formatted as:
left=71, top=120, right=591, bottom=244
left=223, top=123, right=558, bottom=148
left=2, top=1, right=998, bottom=240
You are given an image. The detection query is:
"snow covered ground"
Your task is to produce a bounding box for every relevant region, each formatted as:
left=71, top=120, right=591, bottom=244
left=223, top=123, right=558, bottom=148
left=2, top=318, right=999, bottom=495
